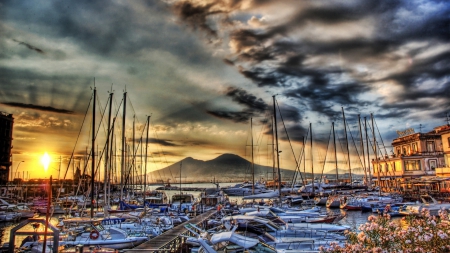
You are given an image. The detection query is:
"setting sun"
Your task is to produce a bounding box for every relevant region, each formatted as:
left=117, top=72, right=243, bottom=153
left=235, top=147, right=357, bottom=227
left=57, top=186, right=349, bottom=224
left=41, top=152, right=50, bottom=171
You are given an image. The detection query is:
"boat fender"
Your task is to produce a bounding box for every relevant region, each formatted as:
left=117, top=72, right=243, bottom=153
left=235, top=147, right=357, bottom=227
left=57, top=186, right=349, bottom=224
left=90, top=230, right=100, bottom=240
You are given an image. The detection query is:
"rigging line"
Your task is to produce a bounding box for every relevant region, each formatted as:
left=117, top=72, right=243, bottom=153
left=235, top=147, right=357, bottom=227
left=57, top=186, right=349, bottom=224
left=374, top=116, right=389, bottom=157
left=345, top=117, right=366, bottom=172
left=365, top=130, right=394, bottom=179
left=293, top=124, right=311, bottom=187
left=123, top=118, right=149, bottom=186
left=72, top=97, right=124, bottom=197
left=275, top=100, right=306, bottom=186
left=126, top=93, right=143, bottom=128
left=318, top=125, right=333, bottom=185
left=96, top=92, right=109, bottom=139
left=58, top=92, right=92, bottom=191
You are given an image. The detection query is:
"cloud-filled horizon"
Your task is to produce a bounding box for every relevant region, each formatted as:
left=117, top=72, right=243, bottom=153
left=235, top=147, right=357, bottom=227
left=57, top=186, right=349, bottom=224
left=1, top=0, right=449, bottom=180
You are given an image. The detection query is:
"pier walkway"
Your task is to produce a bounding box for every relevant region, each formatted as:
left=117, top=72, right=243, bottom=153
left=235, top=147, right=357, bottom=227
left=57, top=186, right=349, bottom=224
left=124, top=209, right=217, bottom=252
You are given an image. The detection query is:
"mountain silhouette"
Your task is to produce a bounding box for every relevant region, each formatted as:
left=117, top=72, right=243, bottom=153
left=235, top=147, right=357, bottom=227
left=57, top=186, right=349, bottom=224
left=148, top=153, right=296, bottom=183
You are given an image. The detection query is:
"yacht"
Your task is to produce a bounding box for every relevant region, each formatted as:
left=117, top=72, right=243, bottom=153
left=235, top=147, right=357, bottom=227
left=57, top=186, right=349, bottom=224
left=57, top=217, right=148, bottom=249
left=222, top=182, right=271, bottom=196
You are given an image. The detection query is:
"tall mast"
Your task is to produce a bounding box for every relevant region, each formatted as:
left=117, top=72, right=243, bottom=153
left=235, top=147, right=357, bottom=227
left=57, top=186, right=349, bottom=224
left=104, top=91, right=113, bottom=211
left=271, top=116, right=275, bottom=184
left=303, top=136, right=306, bottom=185
left=310, top=123, right=314, bottom=195
left=272, top=96, right=282, bottom=202
left=371, top=113, right=381, bottom=195
left=144, top=116, right=150, bottom=215
left=91, top=86, right=96, bottom=218
left=132, top=115, right=135, bottom=194
left=364, top=117, right=372, bottom=188
left=332, top=122, right=339, bottom=182
left=342, top=107, right=352, bottom=185
left=358, top=115, right=367, bottom=186
left=109, top=119, right=115, bottom=202
left=251, top=117, right=254, bottom=195
left=121, top=92, right=127, bottom=200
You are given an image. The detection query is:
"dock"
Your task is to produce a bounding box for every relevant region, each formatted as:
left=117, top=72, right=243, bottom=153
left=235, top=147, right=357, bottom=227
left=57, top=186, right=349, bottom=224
left=124, top=209, right=217, bottom=252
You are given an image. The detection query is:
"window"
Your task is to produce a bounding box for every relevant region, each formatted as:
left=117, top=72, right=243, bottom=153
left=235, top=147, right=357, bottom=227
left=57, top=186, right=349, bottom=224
left=404, top=160, right=421, bottom=171
left=427, top=141, right=435, bottom=152
left=429, top=160, right=437, bottom=170
left=397, top=148, right=401, bottom=156
left=448, top=137, right=450, bottom=148
left=412, top=143, right=417, bottom=153
left=402, top=147, right=407, bottom=155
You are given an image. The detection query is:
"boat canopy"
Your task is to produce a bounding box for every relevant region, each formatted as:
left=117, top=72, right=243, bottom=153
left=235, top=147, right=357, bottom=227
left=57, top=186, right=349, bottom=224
left=210, top=231, right=259, bottom=249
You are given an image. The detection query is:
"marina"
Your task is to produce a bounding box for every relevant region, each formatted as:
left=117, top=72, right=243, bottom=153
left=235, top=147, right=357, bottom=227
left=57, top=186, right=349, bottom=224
left=0, top=181, right=443, bottom=252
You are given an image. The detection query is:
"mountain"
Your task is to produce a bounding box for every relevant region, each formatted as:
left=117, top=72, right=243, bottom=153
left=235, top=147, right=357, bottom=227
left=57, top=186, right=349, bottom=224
left=148, top=153, right=297, bottom=183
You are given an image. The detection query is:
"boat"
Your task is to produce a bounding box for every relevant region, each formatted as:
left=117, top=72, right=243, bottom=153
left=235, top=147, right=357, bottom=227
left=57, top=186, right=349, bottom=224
left=398, top=194, right=450, bottom=216
left=244, top=209, right=341, bottom=224
left=170, top=192, right=196, bottom=213
left=57, top=217, right=148, bottom=249
left=222, top=181, right=272, bottom=196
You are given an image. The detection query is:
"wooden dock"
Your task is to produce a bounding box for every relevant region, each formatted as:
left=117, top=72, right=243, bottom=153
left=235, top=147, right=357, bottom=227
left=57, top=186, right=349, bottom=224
left=124, top=209, right=217, bottom=252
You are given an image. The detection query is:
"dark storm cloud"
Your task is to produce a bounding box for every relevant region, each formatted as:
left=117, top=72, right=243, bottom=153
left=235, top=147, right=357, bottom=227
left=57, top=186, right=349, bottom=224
left=206, top=87, right=269, bottom=123
left=13, top=39, right=44, bottom=54
left=171, top=0, right=450, bottom=127
left=1, top=102, right=74, bottom=114
left=149, top=138, right=178, bottom=147
left=206, top=110, right=253, bottom=123
left=226, top=87, right=268, bottom=112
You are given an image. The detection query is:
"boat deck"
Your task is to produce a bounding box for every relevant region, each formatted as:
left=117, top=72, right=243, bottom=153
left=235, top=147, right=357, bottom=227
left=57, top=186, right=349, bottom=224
left=124, top=209, right=217, bottom=252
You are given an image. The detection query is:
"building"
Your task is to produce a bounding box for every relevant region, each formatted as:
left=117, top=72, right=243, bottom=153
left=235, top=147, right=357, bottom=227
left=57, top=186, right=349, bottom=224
left=372, top=126, right=445, bottom=184
left=0, top=112, right=13, bottom=184
left=434, top=124, right=450, bottom=176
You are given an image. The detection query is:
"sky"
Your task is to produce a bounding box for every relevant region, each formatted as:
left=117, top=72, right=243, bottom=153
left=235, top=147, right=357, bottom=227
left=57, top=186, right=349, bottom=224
left=1, top=0, right=449, bottom=181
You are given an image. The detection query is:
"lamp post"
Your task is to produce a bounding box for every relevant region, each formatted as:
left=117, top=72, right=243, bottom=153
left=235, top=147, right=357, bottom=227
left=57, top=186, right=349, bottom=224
left=14, top=161, right=25, bottom=180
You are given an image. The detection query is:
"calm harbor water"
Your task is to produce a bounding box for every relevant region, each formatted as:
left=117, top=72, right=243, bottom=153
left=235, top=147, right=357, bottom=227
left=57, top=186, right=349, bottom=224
left=0, top=182, right=383, bottom=246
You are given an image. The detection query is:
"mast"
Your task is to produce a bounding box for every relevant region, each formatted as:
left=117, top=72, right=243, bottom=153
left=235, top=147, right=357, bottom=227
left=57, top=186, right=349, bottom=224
left=364, top=117, right=372, bottom=188
left=271, top=116, right=276, bottom=185
left=144, top=116, right=150, bottom=215
left=104, top=91, right=113, bottom=211
left=341, top=107, right=352, bottom=185
left=121, top=92, right=127, bottom=200
left=179, top=162, right=182, bottom=213
left=251, top=117, right=254, bottom=195
left=91, top=87, right=96, bottom=218
left=310, top=123, right=314, bottom=195
left=371, top=113, right=381, bottom=195
left=358, top=114, right=368, bottom=186
left=132, top=115, right=135, bottom=195
left=332, top=122, right=339, bottom=182
left=109, top=119, right=115, bottom=203
left=272, top=96, right=282, bottom=202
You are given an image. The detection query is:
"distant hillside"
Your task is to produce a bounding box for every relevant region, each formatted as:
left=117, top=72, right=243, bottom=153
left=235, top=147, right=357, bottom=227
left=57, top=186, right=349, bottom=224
left=148, top=153, right=297, bottom=183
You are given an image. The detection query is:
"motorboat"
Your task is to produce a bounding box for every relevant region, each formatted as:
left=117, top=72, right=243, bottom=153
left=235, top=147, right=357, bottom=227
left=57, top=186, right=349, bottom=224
left=245, top=209, right=341, bottom=224
left=100, top=215, right=163, bottom=238
left=57, top=217, right=148, bottom=249
left=398, top=195, right=450, bottom=216
left=222, top=182, right=272, bottom=196
left=170, top=193, right=197, bottom=213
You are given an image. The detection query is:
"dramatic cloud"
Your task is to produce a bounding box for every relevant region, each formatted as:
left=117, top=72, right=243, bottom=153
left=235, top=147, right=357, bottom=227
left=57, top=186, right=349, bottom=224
left=2, top=102, right=74, bottom=114
left=171, top=0, right=450, bottom=130
left=13, top=39, right=45, bottom=54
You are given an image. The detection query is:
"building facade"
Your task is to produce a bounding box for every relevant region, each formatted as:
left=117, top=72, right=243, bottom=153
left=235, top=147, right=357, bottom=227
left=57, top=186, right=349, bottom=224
left=0, top=112, right=13, bottom=184
left=372, top=127, right=445, bottom=181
